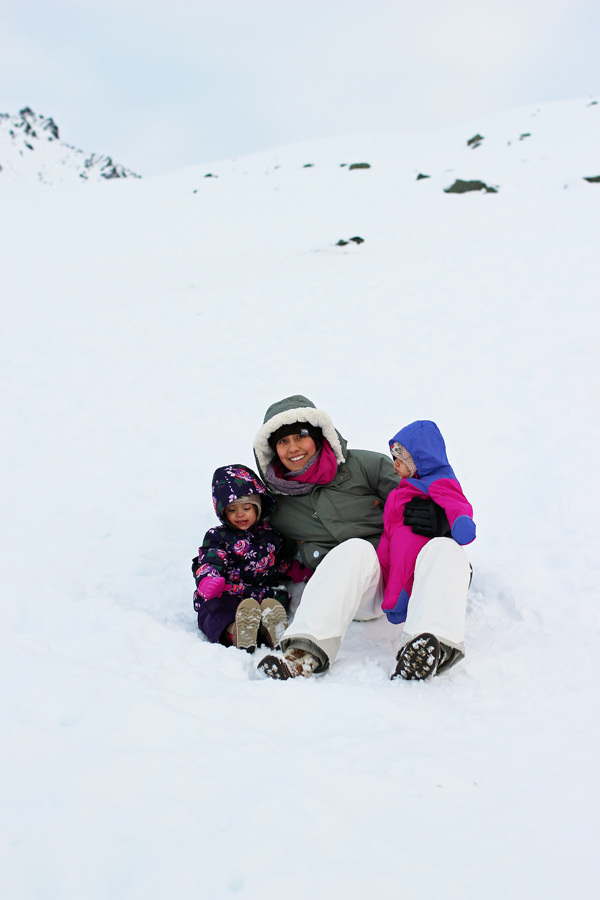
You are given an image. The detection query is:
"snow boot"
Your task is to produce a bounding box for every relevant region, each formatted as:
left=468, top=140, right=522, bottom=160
left=231, top=597, right=262, bottom=654
left=436, top=642, right=463, bottom=675
left=258, top=597, right=288, bottom=649
left=392, top=633, right=440, bottom=680
left=258, top=648, right=320, bottom=680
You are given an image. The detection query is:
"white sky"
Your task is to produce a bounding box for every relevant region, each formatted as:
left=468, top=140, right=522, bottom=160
left=1, top=0, right=599, bottom=175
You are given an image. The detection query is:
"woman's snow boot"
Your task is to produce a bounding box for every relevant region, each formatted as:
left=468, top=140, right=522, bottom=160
left=258, top=648, right=319, bottom=680
left=392, top=633, right=440, bottom=680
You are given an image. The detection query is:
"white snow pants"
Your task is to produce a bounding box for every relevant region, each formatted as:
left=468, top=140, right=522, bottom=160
left=281, top=537, right=470, bottom=669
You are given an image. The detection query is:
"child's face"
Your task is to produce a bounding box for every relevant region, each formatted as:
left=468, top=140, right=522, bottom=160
left=224, top=503, right=258, bottom=530
left=276, top=432, right=317, bottom=471
left=393, top=457, right=412, bottom=479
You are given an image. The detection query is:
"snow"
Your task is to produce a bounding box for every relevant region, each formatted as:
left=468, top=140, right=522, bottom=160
left=1, top=97, right=599, bottom=898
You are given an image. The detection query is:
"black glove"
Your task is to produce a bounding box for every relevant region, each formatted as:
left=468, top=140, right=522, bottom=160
left=403, top=497, right=451, bottom=538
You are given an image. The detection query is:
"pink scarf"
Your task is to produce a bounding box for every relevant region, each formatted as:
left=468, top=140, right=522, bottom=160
left=272, top=439, right=338, bottom=485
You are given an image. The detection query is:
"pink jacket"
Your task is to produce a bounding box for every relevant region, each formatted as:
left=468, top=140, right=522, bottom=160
left=376, top=421, right=475, bottom=624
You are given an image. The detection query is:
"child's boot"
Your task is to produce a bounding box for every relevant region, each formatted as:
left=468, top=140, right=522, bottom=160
left=258, top=597, right=288, bottom=649
left=232, top=598, right=262, bottom=654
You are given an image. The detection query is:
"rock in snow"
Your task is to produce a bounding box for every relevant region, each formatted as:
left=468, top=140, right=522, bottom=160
left=0, top=107, right=140, bottom=183
left=444, top=179, right=498, bottom=194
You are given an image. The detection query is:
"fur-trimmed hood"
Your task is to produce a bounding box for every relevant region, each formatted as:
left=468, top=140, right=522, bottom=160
left=254, top=395, right=346, bottom=478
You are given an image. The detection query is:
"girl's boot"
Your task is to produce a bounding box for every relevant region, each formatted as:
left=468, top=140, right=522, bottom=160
left=231, top=598, right=262, bottom=653
left=259, top=597, right=288, bottom=649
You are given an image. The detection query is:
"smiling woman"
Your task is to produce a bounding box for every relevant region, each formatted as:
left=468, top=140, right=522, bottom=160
left=253, top=394, right=470, bottom=682
left=275, top=430, right=317, bottom=471
left=262, top=417, right=339, bottom=497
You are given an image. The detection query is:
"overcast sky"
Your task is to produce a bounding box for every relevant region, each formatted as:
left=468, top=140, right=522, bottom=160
left=1, top=0, right=599, bottom=175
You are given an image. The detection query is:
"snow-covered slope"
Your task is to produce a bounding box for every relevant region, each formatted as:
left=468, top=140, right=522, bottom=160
left=164, top=95, right=600, bottom=193
left=1, top=98, right=599, bottom=899
left=0, top=107, right=140, bottom=183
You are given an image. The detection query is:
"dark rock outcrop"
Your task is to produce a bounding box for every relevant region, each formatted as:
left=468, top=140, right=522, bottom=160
left=336, top=236, right=364, bottom=246
left=444, top=179, right=498, bottom=194
left=80, top=153, right=139, bottom=180
left=467, top=134, right=484, bottom=148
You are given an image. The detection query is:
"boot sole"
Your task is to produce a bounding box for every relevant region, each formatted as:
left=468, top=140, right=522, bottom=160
left=259, top=603, right=288, bottom=649
left=392, top=633, right=440, bottom=681
left=258, top=654, right=295, bottom=680
left=235, top=601, right=261, bottom=654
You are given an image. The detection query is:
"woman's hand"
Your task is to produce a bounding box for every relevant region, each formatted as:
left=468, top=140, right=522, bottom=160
left=403, top=497, right=450, bottom=538
left=288, top=560, right=313, bottom=583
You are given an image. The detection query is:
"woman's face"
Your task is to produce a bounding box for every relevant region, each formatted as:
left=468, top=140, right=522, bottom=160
left=276, top=432, right=317, bottom=471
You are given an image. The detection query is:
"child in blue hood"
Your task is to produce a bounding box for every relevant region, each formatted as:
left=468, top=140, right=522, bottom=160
left=377, top=420, right=476, bottom=626
left=192, top=464, right=291, bottom=653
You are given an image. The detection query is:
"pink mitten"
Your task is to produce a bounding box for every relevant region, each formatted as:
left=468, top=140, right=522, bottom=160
left=196, top=575, right=226, bottom=600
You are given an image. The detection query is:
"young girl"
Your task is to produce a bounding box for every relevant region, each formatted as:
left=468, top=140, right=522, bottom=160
left=377, top=420, right=476, bottom=628
left=192, top=464, right=291, bottom=653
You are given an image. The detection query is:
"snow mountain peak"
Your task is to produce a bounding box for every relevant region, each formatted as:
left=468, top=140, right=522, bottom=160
left=0, top=107, right=141, bottom=184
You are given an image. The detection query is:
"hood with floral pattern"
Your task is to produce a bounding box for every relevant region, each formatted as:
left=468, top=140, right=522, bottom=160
left=211, top=464, right=275, bottom=525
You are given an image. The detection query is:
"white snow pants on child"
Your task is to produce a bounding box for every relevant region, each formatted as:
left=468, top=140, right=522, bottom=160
left=281, top=537, right=470, bottom=670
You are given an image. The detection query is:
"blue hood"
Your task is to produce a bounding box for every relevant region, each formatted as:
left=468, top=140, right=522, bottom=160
left=389, top=421, right=456, bottom=481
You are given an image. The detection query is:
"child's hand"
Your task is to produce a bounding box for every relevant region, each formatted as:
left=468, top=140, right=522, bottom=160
left=451, top=515, right=476, bottom=545
left=196, top=575, right=226, bottom=600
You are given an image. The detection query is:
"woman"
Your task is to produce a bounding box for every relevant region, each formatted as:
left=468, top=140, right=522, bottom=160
left=253, top=395, right=471, bottom=681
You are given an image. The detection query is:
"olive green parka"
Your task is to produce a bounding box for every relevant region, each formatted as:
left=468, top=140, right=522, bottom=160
left=254, top=395, right=399, bottom=571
